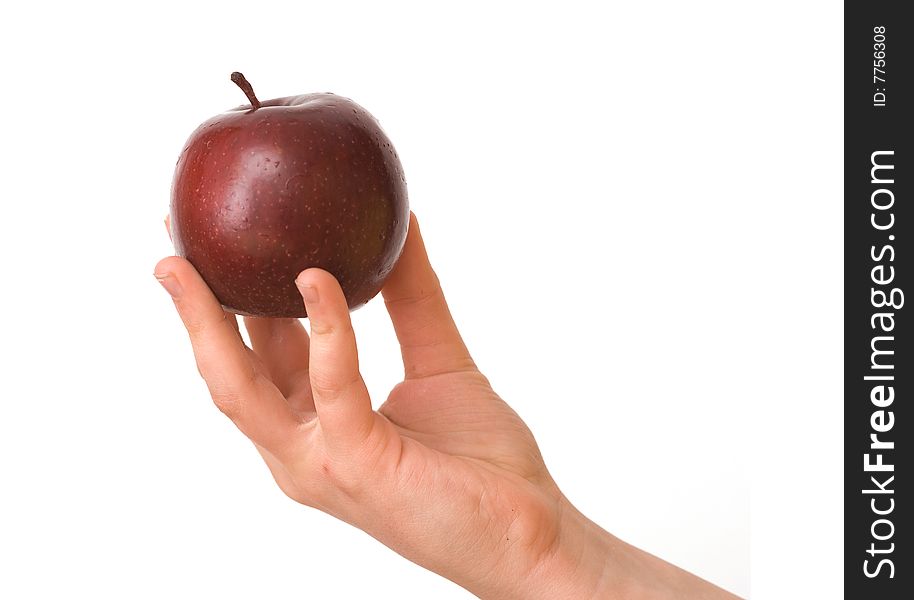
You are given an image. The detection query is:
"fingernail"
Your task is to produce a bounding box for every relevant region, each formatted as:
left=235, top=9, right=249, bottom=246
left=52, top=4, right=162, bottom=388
left=155, top=272, right=183, bottom=298
left=296, top=278, right=319, bottom=304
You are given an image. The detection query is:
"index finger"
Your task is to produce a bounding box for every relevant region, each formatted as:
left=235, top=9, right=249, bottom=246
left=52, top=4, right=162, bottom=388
left=155, top=256, right=302, bottom=458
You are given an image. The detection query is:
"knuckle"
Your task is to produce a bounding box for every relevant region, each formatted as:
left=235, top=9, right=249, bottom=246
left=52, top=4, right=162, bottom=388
left=183, top=311, right=229, bottom=339
left=309, top=319, right=353, bottom=338
left=208, top=368, right=259, bottom=420
left=210, top=388, right=243, bottom=419
left=184, top=317, right=208, bottom=338
left=384, top=283, right=443, bottom=308
left=310, top=371, right=361, bottom=400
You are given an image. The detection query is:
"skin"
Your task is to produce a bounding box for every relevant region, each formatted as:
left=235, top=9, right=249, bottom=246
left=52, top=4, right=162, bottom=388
left=155, top=213, right=742, bottom=599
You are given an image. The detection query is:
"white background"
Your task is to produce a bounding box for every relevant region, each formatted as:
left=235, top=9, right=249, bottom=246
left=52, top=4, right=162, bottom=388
left=0, top=1, right=842, bottom=598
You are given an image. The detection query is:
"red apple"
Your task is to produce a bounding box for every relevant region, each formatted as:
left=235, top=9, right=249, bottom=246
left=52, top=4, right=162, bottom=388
left=170, top=72, right=409, bottom=317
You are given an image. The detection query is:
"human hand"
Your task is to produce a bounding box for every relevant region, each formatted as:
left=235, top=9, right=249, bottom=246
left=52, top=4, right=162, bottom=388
left=155, top=213, right=740, bottom=599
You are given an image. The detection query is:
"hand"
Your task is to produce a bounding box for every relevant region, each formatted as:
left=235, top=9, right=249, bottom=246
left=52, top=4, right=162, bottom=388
left=155, top=213, right=740, bottom=599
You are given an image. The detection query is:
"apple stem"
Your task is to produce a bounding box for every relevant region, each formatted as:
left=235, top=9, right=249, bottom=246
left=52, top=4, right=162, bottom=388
left=230, top=72, right=262, bottom=110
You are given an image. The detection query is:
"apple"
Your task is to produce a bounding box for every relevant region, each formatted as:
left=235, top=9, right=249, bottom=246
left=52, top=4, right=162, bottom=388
left=170, top=72, right=409, bottom=317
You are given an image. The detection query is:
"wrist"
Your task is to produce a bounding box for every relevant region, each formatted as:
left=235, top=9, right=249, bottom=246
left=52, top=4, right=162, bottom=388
left=527, top=498, right=629, bottom=599
left=471, top=495, right=629, bottom=599
left=526, top=498, right=739, bottom=600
